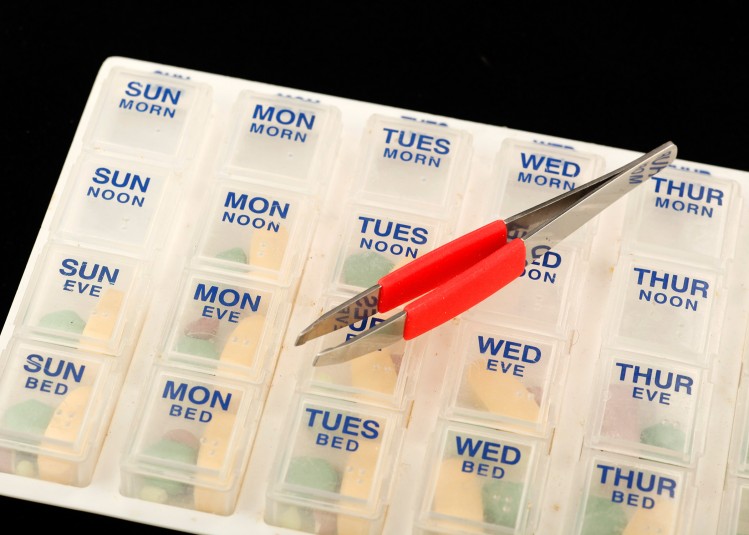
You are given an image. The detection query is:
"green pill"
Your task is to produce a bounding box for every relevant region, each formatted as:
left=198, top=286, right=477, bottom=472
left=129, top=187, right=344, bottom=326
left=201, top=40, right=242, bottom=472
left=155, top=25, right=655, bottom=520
left=38, top=310, right=86, bottom=333
left=640, top=421, right=686, bottom=451
left=142, top=436, right=199, bottom=497
left=216, top=247, right=247, bottom=264
left=2, top=399, right=55, bottom=435
left=342, top=251, right=394, bottom=287
left=176, top=335, right=220, bottom=359
left=482, top=479, right=522, bottom=527
left=580, top=495, right=628, bottom=535
left=285, top=456, right=341, bottom=493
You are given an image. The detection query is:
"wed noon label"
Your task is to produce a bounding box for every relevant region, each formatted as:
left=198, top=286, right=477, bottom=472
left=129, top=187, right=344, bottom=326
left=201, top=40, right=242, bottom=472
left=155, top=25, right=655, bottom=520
left=472, top=244, right=576, bottom=335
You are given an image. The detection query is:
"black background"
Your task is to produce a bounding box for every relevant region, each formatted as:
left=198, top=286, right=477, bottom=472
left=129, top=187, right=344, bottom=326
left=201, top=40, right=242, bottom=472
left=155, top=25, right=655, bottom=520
left=1, top=5, right=747, bottom=533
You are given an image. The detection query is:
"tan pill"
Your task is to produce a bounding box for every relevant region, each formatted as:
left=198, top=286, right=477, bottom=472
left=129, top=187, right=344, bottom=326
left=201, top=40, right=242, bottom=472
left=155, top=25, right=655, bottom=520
left=249, top=226, right=289, bottom=272
left=337, top=439, right=380, bottom=535
left=350, top=347, right=397, bottom=395
left=467, top=360, right=539, bottom=422
left=82, top=289, right=124, bottom=341
left=433, top=456, right=483, bottom=521
left=37, top=386, right=92, bottom=485
left=622, top=498, right=676, bottom=534
left=219, top=315, right=265, bottom=367
left=194, top=412, right=236, bottom=514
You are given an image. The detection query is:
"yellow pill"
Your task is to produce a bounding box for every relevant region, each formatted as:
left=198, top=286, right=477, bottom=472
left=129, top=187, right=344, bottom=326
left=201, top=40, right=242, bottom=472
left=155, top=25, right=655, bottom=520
left=194, top=412, right=236, bottom=515
left=37, top=386, right=92, bottom=485
left=466, top=360, right=539, bottom=422
left=337, top=439, right=380, bottom=535
left=219, top=315, right=265, bottom=367
left=82, top=289, right=124, bottom=341
left=622, top=498, right=676, bottom=534
left=350, top=347, right=397, bottom=395
left=433, top=457, right=483, bottom=521
left=250, top=226, right=289, bottom=272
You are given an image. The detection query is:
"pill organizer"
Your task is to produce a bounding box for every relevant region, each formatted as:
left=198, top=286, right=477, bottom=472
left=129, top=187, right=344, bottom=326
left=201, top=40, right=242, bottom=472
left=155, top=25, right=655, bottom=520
left=1, top=56, right=748, bottom=535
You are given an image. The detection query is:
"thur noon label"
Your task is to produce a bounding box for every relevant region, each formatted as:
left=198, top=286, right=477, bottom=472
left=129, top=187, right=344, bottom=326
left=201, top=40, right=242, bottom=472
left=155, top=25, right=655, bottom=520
left=607, top=256, right=721, bottom=363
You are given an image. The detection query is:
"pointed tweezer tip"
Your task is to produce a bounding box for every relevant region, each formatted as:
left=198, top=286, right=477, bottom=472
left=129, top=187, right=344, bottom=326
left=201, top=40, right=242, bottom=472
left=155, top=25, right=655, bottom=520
left=294, top=322, right=319, bottom=346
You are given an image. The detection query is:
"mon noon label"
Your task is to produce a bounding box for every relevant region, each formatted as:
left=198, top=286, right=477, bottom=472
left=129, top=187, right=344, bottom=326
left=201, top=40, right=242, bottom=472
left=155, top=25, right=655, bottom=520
left=220, top=191, right=290, bottom=232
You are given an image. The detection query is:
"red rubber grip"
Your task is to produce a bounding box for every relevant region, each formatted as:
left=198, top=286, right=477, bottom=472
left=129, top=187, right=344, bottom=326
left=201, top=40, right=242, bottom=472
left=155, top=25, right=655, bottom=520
left=377, top=220, right=509, bottom=313
left=401, top=237, right=526, bottom=340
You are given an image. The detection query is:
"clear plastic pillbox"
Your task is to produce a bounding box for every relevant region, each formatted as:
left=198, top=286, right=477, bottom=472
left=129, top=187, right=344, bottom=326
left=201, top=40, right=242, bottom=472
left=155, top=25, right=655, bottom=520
left=0, top=57, right=748, bottom=535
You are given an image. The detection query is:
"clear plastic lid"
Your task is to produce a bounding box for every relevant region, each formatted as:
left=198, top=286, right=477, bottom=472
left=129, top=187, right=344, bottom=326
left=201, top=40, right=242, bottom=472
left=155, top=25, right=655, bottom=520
left=587, top=349, right=707, bottom=465
left=720, top=477, right=749, bottom=534
left=0, top=338, right=114, bottom=486
left=220, top=90, right=342, bottom=193
left=300, top=292, right=423, bottom=409
left=570, top=450, right=691, bottom=535
left=468, top=242, right=581, bottom=337
left=603, top=254, right=724, bottom=365
left=488, top=138, right=605, bottom=250
left=329, top=204, right=448, bottom=293
left=349, top=114, right=473, bottom=217
left=266, top=393, right=405, bottom=534
left=83, top=67, right=212, bottom=165
left=191, top=177, right=315, bottom=284
left=51, top=152, right=179, bottom=254
left=442, top=319, right=565, bottom=436
left=161, top=269, right=288, bottom=382
left=415, top=420, right=547, bottom=534
left=120, top=366, right=261, bottom=515
left=621, top=166, right=742, bottom=267
left=16, top=243, right=146, bottom=356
